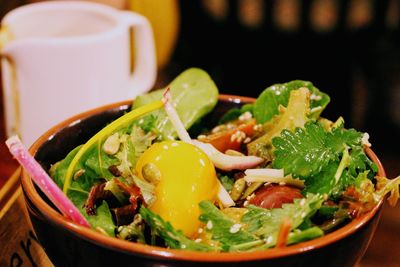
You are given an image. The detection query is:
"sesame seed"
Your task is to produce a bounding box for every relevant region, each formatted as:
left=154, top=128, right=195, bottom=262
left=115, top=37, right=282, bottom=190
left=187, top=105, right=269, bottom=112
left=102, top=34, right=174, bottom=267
left=243, top=137, right=251, bottom=144
left=73, top=169, right=85, bottom=180
left=362, top=133, right=371, bottom=147
left=168, top=232, right=175, bottom=239
left=230, top=132, right=238, bottom=142
left=246, top=193, right=255, bottom=200
left=206, top=221, right=213, bottom=230
left=253, top=124, right=262, bottom=131
left=197, top=134, right=206, bottom=140
left=265, top=236, right=273, bottom=244
left=310, top=107, right=322, bottom=113
left=229, top=224, right=242, bottom=233
left=310, top=94, right=322, bottom=100
left=212, top=125, right=226, bottom=133
left=239, top=111, right=253, bottom=121
left=226, top=124, right=236, bottom=130
left=230, top=130, right=246, bottom=143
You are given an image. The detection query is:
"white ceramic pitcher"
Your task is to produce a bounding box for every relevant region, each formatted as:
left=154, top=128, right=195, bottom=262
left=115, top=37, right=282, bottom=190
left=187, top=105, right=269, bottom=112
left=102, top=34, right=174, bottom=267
left=0, top=1, right=156, bottom=145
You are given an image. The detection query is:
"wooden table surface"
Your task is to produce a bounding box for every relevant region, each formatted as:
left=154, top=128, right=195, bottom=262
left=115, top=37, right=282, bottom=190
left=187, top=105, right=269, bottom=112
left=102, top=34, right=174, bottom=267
left=0, top=86, right=399, bottom=266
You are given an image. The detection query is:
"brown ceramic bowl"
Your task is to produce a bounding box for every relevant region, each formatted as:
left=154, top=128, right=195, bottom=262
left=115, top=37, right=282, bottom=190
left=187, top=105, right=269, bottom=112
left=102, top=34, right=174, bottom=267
left=21, top=95, right=386, bottom=267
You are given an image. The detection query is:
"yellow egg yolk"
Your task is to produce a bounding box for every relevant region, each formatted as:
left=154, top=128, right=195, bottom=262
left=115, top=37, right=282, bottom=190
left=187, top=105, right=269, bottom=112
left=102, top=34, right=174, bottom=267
left=136, top=140, right=218, bottom=237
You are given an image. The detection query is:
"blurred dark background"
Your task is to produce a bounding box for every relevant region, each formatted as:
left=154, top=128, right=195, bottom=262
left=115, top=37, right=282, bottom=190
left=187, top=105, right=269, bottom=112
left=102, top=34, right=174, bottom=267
left=164, top=0, right=400, bottom=158
left=2, top=0, right=398, bottom=157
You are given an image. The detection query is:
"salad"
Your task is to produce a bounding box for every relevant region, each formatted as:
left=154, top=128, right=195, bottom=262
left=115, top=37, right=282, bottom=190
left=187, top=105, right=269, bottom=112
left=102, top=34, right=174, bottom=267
left=46, top=68, right=399, bottom=252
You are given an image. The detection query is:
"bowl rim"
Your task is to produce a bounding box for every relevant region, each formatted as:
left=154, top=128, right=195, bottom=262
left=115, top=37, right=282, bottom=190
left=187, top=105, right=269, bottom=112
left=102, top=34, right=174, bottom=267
left=21, top=94, right=386, bottom=263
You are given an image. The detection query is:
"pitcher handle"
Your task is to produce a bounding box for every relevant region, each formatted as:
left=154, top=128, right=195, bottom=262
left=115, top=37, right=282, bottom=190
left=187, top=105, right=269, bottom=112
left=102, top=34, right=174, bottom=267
left=1, top=54, right=20, bottom=139
left=121, top=11, right=157, bottom=97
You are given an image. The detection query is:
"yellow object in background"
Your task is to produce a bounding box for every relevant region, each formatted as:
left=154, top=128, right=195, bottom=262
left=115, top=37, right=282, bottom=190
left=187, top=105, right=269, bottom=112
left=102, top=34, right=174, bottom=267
left=129, top=0, right=180, bottom=70
left=80, top=0, right=127, bottom=9
left=32, top=0, right=180, bottom=70
left=0, top=25, right=13, bottom=50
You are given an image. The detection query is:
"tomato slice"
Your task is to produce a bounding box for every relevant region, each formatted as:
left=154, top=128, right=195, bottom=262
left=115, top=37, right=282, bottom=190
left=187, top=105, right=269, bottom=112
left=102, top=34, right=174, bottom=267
left=200, top=119, right=256, bottom=152
left=248, top=184, right=303, bottom=209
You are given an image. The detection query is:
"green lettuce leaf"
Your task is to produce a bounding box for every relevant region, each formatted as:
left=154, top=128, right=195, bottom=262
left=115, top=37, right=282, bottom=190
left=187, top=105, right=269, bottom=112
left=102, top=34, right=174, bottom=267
left=250, top=227, right=324, bottom=251
left=115, top=126, right=156, bottom=177
left=67, top=189, right=116, bottom=236
left=49, top=145, right=107, bottom=191
left=272, top=122, right=378, bottom=196
left=218, top=103, right=254, bottom=124
left=375, top=175, right=400, bottom=206
left=272, top=122, right=341, bottom=178
left=253, top=80, right=330, bottom=124
left=247, top=87, right=310, bottom=157
left=50, top=146, right=81, bottom=188
left=132, top=68, right=219, bottom=140
left=242, top=193, right=323, bottom=238
left=139, top=206, right=216, bottom=251
left=198, top=200, right=261, bottom=251
left=219, top=175, right=234, bottom=192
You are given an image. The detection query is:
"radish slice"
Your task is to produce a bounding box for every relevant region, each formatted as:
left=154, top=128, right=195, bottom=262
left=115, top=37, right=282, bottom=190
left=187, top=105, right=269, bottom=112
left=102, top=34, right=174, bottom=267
left=162, top=89, right=235, bottom=206
left=192, top=140, right=264, bottom=171
left=162, top=88, right=192, bottom=143
left=217, top=182, right=235, bottom=207
left=162, top=88, right=263, bottom=171
left=6, top=135, right=90, bottom=227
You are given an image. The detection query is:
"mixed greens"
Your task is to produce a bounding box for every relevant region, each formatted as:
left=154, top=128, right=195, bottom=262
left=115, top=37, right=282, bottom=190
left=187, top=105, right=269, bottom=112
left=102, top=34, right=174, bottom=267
left=48, top=68, right=399, bottom=252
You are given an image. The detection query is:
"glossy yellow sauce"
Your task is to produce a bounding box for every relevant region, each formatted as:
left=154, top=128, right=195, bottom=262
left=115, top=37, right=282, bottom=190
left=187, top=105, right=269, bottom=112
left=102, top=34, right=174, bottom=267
left=136, top=140, right=218, bottom=237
